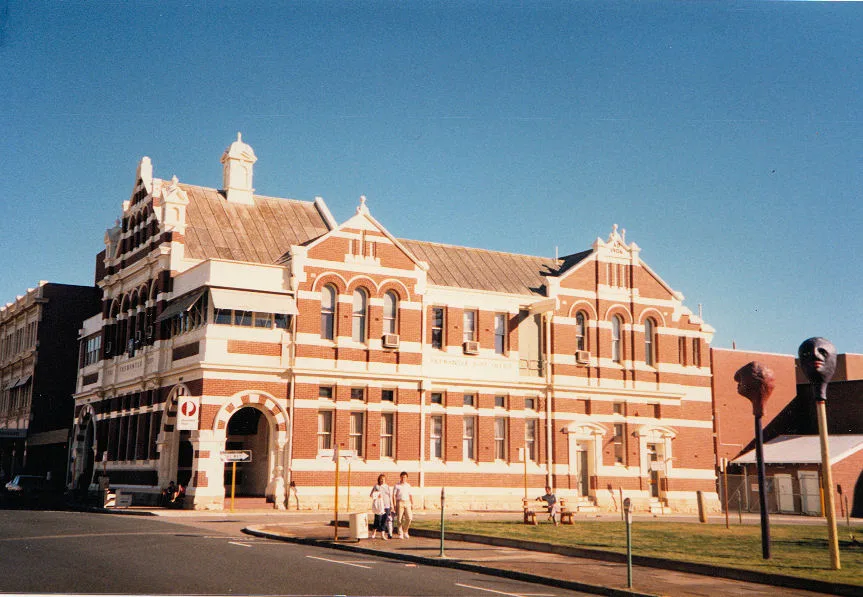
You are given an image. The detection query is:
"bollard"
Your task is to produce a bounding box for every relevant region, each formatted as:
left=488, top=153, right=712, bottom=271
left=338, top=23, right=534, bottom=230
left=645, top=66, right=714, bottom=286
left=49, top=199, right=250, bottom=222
left=439, top=487, right=446, bottom=558
left=697, top=490, right=708, bottom=523
left=623, top=497, right=633, bottom=589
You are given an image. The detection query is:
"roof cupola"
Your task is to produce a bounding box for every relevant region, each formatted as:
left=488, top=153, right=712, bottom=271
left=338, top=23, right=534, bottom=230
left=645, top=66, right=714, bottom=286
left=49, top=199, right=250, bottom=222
left=220, top=132, right=257, bottom=205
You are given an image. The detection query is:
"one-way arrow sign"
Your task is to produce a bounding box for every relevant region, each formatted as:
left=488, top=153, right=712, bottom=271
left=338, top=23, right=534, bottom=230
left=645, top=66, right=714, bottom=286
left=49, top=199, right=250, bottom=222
left=221, top=450, right=253, bottom=463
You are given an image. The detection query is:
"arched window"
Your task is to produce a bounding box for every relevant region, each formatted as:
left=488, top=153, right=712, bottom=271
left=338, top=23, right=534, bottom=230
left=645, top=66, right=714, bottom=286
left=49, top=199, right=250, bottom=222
left=575, top=311, right=587, bottom=352
left=320, top=285, right=336, bottom=340
left=383, top=291, right=398, bottom=335
left=611, top=315, right=623, bottom=363
left=644, top=318, right=656, bottom=366
left=352, top=288, right=368, bottom=343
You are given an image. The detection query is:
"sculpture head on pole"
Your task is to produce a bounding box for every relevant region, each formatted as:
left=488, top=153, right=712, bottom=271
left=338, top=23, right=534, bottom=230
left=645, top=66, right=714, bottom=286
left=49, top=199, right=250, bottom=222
left=734, top=361, right=776, bottom=418
left=798, top=337, right=837, bottom=402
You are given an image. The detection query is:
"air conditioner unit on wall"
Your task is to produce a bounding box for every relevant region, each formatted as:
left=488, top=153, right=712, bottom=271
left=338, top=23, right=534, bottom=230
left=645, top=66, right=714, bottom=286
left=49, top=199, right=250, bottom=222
left=576, top=350, right=591, bottom=365
left=463, top=341, right=480, bottom=355
left=382, top=333, right=400, bottom=349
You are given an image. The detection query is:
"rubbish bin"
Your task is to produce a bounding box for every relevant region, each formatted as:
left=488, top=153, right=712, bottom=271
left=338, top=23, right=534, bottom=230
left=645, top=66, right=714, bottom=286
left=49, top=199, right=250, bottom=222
left=348, top=512, right=369, bottom=540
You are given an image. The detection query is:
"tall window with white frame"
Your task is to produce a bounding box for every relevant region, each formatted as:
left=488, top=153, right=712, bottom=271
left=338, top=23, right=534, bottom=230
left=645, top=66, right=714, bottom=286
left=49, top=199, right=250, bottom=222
left=463, top=310, right=477, bottom=343
left=525, top=418, right=537, bottom=461
left=494, top=313, right=506, bottom=355
left=317, top=411, right=333, bottom=452
left=692, top=338, right=701, bottom=367
left=575, top=311, right=586, bottom=352
left=611, top=315, right=623, bottom=363
left=320, top=285, right=336, bottom=340
left=352, top=289, right=368, bottom=343
left=463, top=416, right=476, bottom=461
left=678, top=336, right=686, bottom=365
left=494, top=417, right=507, bottom=460
left=430, top=415, right=443, bottom=459
left=380, top=413, right=394, bottom=459
left=431, top=307, right=445, bottom=349
left=383, top=291, right=398, bottom=335
left=644, top=318, right=656, bottom=366
left=349, top=412, right=364, bottom=457
left=613, top=423, right=626, bottom=464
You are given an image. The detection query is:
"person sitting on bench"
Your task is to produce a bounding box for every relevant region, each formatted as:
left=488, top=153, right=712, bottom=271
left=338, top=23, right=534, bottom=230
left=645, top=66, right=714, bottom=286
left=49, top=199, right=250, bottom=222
left=537, top=486, right=561, bottom=526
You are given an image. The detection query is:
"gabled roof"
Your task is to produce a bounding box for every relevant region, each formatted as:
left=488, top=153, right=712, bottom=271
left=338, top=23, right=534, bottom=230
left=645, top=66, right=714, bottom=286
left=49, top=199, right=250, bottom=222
left=399, top=239, right=565, bottom=296
left=733, top=434, right=863, bottom=465
left=180, top=184, right=331, bottom=263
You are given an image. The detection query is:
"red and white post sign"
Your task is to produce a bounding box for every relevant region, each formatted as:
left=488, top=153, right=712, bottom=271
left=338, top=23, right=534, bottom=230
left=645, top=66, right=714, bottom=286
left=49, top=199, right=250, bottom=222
left=176, top=397, right=200, bottom=431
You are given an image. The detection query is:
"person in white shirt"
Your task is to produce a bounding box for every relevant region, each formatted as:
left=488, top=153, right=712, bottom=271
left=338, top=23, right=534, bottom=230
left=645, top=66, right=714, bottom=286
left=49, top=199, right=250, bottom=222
left=393, top=471, right=414, bottom=538
left=369, top=474, right=392, bottom=540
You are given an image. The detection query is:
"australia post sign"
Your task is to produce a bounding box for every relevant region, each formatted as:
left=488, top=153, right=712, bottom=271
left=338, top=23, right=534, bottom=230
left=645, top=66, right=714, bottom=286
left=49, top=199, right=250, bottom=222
left=176, top=396, right=200, bottom=431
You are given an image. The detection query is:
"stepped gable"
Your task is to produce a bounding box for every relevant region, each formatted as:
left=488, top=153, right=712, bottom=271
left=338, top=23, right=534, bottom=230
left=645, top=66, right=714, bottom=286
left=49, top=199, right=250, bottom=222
left=399, top=239, right=589, bottom=295
left=180, top=183, right=330, bottom=263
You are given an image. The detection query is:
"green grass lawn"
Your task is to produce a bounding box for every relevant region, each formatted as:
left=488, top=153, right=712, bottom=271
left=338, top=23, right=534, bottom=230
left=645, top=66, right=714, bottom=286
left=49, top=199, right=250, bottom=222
left=414, top=519, right=863, bottom=585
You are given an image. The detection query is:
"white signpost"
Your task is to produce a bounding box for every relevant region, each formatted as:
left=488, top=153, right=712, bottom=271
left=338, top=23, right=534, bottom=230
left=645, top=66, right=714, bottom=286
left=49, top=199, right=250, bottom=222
left=176, top=397, right=200, bottom=431
left=222, top=450, right=252, bottom=512
left=222, top=450, right=253, bottom=463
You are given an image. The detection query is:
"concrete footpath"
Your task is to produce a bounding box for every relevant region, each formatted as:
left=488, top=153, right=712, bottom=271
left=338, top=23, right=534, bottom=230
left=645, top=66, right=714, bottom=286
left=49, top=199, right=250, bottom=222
left=243, top=520, right=850, bottom=597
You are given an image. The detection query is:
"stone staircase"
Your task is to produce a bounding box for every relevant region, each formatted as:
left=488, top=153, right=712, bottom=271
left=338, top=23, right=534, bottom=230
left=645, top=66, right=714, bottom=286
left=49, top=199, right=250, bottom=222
left=648, top=497, right=667, bottom=514
left=565, top=495, right=599, bottom=513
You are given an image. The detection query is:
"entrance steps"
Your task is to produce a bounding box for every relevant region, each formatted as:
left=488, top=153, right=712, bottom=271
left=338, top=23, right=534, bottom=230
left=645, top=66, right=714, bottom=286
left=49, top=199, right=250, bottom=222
left=648, top=497, right=667, bottom=514
left=570, top=496, right=599, bottom=512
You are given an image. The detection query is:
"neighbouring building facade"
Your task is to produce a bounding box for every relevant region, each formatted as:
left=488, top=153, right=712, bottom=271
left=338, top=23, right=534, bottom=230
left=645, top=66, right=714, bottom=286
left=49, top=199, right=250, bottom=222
left=0, top=282, right=101, bottom=484
left=711, top=348, right=863, bottom=517
left=70, top=135, right=719, bottom=512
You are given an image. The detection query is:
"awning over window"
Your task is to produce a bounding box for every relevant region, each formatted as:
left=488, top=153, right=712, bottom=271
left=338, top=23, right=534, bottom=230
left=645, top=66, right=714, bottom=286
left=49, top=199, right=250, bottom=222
left=3, top=378, right=19, bottom=391
left=155, top=289, right=207, bottom=322
left=210, top=288, right=298, bottom=315
left=13, top=375, right=31, bottom=388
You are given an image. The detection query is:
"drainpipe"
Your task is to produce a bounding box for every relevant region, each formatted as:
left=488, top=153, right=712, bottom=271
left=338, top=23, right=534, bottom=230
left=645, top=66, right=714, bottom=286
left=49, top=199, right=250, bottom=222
left=544, top=312, right=554, bottom=489
left=285, top=280, right=299, bottom=488
left=419, top=295, right=428, bottom=509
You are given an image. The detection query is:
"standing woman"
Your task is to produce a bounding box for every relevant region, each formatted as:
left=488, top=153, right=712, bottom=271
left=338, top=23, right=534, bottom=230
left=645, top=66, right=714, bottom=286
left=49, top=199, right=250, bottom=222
left=369, top=473, right=392, bottom=539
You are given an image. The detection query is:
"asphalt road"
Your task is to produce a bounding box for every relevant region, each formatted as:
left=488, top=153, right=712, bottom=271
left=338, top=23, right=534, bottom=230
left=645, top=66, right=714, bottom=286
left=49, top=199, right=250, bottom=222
left=0, top=509, right=594, bottom=596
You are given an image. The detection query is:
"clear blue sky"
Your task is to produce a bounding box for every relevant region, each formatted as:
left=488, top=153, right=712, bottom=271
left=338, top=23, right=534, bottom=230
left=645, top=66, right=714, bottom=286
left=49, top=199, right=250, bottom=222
left=1, top=1, right=861, bottom=356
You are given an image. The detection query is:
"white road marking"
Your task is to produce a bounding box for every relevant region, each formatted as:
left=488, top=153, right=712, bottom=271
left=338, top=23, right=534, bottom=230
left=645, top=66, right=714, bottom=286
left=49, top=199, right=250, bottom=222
left=228, top=541, right=252, bottom=547
left=306, top=555, right=372, bottom=569
left=455, top=583, right=556, bottom=597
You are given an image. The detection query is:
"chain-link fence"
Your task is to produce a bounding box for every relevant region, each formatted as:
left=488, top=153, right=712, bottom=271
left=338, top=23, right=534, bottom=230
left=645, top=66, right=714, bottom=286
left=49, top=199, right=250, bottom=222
left=719, top=473, right=823, bottom=516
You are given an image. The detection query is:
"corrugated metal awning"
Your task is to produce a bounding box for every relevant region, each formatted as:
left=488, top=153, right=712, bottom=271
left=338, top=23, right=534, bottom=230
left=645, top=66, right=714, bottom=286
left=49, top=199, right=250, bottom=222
left=210, top=288, right=298, bottom=315
left=155, top=289, right=207, bottom=322
left=12, top=375, right=31, bottom=388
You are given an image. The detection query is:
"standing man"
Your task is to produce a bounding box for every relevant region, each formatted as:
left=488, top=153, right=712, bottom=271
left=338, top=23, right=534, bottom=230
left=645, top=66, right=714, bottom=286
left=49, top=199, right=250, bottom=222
left=393, top=471, right=414, bottom=539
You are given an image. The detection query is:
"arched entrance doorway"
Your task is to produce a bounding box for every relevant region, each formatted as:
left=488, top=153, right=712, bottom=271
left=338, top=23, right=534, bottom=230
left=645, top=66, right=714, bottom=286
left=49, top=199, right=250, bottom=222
left=224, top=406, right=270, bottom=497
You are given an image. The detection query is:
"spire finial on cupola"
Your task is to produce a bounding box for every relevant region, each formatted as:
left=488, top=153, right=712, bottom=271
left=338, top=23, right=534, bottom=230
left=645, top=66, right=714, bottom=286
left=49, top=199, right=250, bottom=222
left=220, top=132, right=257, bottom=205
left=357, top=195, right=369, bottom=215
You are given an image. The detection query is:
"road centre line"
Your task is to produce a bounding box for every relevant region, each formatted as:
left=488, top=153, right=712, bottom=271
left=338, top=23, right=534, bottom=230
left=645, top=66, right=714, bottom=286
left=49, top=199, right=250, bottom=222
left=455, top=583, right=555, bottom=597
left=228, top=541, right=252, bottom=547
left=306, top=555, right=372, bottom=569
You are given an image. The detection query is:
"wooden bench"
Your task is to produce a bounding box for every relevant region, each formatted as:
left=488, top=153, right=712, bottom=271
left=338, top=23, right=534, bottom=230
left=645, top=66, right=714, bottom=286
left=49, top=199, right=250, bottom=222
left=522, top=499, right=538, bottom=525
left=559, top=498, right=574, bottom=525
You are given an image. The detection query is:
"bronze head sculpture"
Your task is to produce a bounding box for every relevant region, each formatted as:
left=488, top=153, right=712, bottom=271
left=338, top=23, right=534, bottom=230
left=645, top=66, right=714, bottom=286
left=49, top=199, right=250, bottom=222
left=798, top=337, right=837, bottom=402
left=734, top=361, right=776, bottom=418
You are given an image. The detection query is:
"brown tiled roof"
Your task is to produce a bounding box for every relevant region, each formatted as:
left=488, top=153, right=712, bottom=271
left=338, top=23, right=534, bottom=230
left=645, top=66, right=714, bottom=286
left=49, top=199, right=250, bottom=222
left=399, top=239, right=590, bottom=296
left=180, top=184, right=330, bottom=263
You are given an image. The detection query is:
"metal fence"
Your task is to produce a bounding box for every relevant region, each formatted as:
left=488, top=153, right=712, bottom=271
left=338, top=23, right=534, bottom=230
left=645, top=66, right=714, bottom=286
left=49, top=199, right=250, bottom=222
left=719, top=473, right=823, bottom=516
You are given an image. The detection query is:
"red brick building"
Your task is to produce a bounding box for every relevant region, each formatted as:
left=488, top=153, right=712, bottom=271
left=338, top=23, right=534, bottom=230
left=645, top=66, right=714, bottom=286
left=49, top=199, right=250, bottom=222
left=711, top=348, right=863, bottom=517
left=70, top=135, right=719, bottom=512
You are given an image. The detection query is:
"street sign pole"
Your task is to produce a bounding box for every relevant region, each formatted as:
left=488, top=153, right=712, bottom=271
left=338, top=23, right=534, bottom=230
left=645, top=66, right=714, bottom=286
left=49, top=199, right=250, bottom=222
left=333, top=446, right=340, bottom=542
left=231, top=461, right=237, bottom=513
